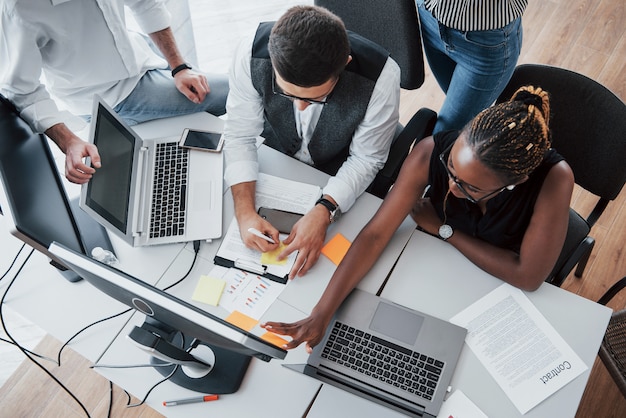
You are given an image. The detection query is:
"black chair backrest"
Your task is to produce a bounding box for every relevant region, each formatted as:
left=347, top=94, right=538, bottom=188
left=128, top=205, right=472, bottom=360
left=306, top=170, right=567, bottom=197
left=314, top=0, right=425, bottom=90
left=497, top=64, right=626, bottom=202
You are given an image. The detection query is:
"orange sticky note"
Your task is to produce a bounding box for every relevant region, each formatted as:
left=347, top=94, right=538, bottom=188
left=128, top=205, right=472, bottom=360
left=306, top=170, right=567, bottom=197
left=225, top=310, right=258, bottom=332
left=261, top=332, right=289, bottom=347
left=321, top=233, right=351, bottom=265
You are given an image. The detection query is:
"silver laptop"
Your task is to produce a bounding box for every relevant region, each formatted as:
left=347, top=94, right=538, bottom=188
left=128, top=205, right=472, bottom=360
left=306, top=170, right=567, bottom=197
left=285, top=288, right=467, bottom=417
left=80, top=96, right=223, bottom=247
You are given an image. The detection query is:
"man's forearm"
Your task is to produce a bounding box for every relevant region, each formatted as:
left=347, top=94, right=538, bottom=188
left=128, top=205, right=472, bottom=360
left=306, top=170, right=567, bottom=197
left=149, top=27, right=185, bottom=69
left=44, top=123, right=79, bottom=153
left=231, top=181, right=258, bottom=221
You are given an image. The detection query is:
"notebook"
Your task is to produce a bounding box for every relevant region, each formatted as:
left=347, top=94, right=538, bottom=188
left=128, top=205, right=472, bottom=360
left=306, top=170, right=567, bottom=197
left=80, top=96, right=223, bottom=247
left=285, top=288, right=467, bottom=418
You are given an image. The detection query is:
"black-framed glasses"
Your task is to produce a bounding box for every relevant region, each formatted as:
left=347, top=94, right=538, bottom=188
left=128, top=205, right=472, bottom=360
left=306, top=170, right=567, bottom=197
left=271, top=72, right=336, bottom=105
left=439, top=142, right=509, bottom=204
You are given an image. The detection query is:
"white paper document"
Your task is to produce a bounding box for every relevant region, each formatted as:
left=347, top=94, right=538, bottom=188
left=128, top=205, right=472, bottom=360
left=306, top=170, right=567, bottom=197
left=437, top=390, right=487, bottom=418
left=255, top=172, right=321, bottom=214
left=450, top=284, right=587, bottom=414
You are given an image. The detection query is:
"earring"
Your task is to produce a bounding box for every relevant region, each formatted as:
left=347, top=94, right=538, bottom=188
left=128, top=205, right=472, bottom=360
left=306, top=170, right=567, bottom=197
left=506, top=185, right=515, bottom=191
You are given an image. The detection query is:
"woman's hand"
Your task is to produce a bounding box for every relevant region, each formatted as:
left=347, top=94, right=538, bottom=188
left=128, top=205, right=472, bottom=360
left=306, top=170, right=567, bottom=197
left=262, top=310, right=333, bottom=354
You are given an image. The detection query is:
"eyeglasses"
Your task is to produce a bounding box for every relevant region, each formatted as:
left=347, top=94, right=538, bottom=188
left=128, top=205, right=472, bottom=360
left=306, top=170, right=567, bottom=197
left=439, top=142, right=510, bottom=204
left=271, top=72, right=336, bottom=105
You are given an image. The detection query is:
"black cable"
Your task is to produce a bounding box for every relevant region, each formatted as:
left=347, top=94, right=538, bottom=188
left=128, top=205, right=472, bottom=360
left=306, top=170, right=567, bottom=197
left=125, top=364, right=180, bottom=408
left=57, top=308, right=132, bottom=366
left=163, top=239, right=201, bottom=291
left=107, top=380, right=113, bottom=418
left=0, top=248, right=92, bottom=418
left=0, top=243, right=56, bottom=363
left=0, top=242, right=26, bottom=282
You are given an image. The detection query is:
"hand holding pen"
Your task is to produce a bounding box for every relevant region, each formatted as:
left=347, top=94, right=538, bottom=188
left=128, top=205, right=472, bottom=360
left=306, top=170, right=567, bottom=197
left=248, top=227, right=276, bottom=244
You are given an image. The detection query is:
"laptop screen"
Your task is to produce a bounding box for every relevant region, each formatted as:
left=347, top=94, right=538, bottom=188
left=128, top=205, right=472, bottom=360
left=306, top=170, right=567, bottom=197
left=83, top=102, right=135, bottom=233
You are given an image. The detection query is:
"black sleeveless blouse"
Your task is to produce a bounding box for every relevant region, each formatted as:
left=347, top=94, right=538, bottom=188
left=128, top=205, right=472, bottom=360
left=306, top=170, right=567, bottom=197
left=426, top=130, right=565, bottom=253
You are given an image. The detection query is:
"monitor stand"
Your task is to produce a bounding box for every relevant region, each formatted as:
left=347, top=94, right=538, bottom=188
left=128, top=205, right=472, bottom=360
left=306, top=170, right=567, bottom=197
left=52, top=198, right=116, bottom=283
left=130, top=319, right=252, bottom=394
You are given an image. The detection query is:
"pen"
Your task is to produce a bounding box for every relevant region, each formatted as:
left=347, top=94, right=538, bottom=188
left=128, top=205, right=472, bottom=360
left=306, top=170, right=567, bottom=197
left=247, top=227, right=276, bottom=244
left=163, top=394, right=219, bottom=406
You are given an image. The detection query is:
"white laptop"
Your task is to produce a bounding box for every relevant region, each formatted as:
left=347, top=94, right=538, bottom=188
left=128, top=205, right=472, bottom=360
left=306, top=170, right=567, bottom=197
left=285, top=288, right=467, bottom=417
left=80, top=96, right=223, bottom=247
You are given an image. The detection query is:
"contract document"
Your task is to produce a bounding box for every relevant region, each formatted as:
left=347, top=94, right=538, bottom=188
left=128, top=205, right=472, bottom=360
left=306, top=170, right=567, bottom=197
left=450, top=284, right=587, bottom=414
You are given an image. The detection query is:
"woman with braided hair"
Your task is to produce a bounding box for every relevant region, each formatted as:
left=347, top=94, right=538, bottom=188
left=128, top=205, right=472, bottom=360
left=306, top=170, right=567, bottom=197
left=262, top=85, right=574, bottom=353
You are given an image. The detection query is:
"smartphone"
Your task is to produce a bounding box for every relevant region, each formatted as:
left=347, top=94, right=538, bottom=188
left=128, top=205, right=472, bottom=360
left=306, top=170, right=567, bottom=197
left=179, top=128, right=224, bottom=152
left=258, top=207, right=303, bottom=234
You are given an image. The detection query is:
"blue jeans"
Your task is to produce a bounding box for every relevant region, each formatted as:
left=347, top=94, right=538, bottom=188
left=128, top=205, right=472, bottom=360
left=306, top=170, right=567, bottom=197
left=113, top=68, right=228, bottom=125
left=417, top=3, right=523, bottom=133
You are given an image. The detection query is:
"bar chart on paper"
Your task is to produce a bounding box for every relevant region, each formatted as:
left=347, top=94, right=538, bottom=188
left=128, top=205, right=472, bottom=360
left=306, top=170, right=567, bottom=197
left=218, top=268, right=286, bottom=320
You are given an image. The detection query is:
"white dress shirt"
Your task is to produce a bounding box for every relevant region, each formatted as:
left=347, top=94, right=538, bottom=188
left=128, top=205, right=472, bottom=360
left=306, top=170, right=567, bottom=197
left=223, top=32, right=401, bottom=212
left=0, top=0, right=171, bottom=133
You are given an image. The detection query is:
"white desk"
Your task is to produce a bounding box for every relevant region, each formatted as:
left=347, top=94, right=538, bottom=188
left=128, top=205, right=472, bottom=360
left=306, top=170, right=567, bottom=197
left=94, top=144, right=415, bottom=417
left=1, top=111, right=416, bottom=417
left=308, top=230, right=612, bottom=418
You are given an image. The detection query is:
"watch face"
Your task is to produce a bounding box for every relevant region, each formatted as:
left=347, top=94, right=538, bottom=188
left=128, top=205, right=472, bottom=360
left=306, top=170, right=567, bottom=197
left=438, top=224, right=453, bottom=240
left=330, top=207, right=342, bottom=223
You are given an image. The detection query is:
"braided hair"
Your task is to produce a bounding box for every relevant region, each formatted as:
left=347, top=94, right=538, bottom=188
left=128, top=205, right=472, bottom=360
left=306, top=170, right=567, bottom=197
left=463, top=86, right=551, bottom=183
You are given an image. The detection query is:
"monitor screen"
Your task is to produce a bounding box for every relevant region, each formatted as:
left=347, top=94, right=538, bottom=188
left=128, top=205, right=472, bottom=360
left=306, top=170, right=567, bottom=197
left=83, top=101, right=135, bottom=233
left=0, top=99, right=112, bottom=282
left=48, top=242, right=287, bottom=393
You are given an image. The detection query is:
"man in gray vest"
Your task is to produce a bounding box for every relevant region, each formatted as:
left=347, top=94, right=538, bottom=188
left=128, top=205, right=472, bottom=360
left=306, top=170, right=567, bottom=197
left=223, top=5, right=400, bottom=279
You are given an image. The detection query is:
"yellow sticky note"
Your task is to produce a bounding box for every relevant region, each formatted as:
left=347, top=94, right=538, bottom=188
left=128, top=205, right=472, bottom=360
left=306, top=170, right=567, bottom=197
left=261, top=332, right=289, bottom=347
left=261, top=242, right=287, bottom=265
left=321, top=233, right=351, bottom=265
left=225, top=310, right=259, bottom=332
left=192, top=275, right=226, bottom=306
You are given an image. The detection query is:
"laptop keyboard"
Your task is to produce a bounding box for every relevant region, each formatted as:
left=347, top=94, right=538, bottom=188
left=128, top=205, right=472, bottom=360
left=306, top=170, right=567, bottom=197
left=321, top=321, right=444, bottom=402
left=150, top=142, right=189, bottom=238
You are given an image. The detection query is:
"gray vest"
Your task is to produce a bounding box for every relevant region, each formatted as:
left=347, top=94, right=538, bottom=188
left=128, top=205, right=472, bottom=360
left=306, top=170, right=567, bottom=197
left=250, top=22, right=389, bottom=175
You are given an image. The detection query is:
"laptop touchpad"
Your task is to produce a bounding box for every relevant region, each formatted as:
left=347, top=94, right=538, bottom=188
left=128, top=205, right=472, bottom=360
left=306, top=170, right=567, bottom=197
left=370, top=302, right=424, bottom=346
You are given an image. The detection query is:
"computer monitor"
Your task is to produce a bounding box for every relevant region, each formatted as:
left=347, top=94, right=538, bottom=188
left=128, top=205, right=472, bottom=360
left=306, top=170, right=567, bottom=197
left=0, top=96, right=113, bottom=282
left=48, top=242, right=287, bottom=394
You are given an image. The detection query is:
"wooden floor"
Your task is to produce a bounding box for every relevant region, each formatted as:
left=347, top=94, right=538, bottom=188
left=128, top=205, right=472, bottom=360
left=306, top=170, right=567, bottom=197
left=0, top=0, right=624, bottom=416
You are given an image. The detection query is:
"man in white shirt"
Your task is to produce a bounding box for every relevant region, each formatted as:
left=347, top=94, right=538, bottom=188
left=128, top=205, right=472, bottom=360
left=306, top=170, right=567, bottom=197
left=223, top=6, right=400, bottom=279
left=0, top=0, right=228, bottom=184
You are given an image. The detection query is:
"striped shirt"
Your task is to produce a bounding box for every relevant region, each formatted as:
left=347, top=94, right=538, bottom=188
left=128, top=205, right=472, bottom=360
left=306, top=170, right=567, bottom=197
left=423, top=0, right=528, bottom=31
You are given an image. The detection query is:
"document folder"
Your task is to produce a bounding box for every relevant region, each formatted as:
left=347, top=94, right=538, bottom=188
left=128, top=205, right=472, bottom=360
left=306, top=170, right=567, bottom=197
left=213, top=218, right=296, bottom=284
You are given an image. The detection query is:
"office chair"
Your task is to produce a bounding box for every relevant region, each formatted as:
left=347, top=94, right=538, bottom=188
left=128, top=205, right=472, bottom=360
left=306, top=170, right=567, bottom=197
left=495, top=64, right=626, bottom=287
left=597, top=275, right=626, bottom=397
left=314, top=0, right=437, bottom=198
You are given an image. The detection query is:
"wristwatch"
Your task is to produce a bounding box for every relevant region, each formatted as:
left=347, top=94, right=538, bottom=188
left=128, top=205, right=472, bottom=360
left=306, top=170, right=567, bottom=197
left=316, top=197, right=342, bottom=223
left=438, top=224, right=454, bottom=241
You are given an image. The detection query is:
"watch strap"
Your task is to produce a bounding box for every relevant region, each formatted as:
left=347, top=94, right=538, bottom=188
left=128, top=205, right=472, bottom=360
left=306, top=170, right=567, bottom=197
left=171, top=63, right=192, bottom=77
left=315, top=197, right=337, bottom=213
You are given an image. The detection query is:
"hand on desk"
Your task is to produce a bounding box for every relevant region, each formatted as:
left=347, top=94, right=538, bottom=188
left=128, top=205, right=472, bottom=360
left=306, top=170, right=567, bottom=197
left=262, top=309, right=332, bottom=353
left=279, top=205, right=330, bottom=279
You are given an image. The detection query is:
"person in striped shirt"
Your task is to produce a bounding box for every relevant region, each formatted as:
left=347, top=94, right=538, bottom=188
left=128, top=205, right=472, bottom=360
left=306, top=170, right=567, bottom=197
left=417, top=0, right=528, bottom=133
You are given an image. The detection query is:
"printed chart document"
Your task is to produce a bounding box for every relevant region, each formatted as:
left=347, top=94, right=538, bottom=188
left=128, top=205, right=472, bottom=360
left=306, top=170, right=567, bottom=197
left=450, top=284, right=587, bottom=414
